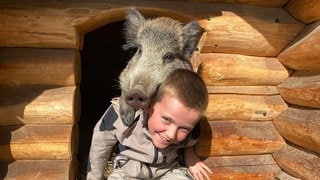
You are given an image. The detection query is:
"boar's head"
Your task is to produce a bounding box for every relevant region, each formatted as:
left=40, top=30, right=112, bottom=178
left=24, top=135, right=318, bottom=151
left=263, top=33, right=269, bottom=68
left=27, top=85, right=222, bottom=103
left=119, top=7, right=203, bottom=126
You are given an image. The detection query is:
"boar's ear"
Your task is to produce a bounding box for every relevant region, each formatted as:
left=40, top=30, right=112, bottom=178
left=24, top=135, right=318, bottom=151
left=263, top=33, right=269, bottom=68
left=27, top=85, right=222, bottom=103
left=123, top=7, right=145, bottom=49
left=182, top=21, right=204, bottom=60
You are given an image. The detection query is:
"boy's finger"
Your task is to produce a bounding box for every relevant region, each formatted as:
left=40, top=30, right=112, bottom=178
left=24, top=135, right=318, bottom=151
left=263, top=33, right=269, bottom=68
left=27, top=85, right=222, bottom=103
left=202, top=164, right=212, bottom=174
left=204, top=174, right=210, bottom=180
left=199, top=172, right=205, bottom=180
left=200, top=169, right=210, bottom=180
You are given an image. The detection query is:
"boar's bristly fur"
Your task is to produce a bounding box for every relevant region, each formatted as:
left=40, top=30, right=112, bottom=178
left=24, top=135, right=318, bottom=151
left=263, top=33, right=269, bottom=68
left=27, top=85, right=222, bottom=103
left=119, top=7, right=203, bottom=126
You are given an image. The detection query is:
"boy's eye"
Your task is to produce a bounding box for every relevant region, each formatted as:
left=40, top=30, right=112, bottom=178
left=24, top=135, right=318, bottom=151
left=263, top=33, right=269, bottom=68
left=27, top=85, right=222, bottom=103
left=180, top=127, right=191, bottom=133
left=161, top=117, right=171, bottom=124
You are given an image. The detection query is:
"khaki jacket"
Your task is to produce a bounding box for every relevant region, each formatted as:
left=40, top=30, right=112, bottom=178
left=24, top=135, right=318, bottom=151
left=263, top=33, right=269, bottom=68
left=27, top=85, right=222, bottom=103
left=87, top=98, right=197, bottom=179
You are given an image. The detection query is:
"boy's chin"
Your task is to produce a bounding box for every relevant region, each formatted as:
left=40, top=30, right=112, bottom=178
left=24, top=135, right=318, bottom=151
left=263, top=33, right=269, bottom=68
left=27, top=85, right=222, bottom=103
left=152, top=138, right=170, bottom=149
left=153, top=143, right=169, bottom=149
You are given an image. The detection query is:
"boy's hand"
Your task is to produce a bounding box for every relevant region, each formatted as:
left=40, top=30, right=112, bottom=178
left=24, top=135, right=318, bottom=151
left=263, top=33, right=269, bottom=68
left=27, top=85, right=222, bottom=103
left=184, top=146, right=212, bottom=180
left=188, top=161, right=212, bottom=180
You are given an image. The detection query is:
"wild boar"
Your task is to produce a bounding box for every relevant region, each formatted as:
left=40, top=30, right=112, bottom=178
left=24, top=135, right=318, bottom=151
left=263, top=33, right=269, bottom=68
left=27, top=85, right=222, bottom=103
left=119, top=7, right=203, bottom=126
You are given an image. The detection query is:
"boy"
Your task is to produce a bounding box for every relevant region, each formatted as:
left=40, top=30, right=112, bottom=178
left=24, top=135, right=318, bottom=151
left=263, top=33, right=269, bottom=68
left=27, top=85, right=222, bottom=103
left=87, top=69, right=212, bottom=180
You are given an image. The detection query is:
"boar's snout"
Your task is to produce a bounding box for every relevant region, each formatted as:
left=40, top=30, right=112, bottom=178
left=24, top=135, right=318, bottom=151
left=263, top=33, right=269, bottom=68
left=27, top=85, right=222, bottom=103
left=125, top=89, right=149, bottom=110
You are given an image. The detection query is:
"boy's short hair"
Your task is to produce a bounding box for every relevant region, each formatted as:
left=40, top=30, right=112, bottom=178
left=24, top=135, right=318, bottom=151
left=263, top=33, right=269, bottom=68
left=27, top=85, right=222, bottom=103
left=155, top=69, right=208, bottom=115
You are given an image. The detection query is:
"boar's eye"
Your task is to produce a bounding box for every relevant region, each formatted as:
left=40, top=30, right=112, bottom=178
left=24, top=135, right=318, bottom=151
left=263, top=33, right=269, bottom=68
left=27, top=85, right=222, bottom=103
left=163, top=52, right=176, bottom=63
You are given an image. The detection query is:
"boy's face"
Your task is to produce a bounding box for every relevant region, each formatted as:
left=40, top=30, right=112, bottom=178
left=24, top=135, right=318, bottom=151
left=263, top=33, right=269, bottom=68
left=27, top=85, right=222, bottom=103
left=147, top=94, right=201, bottom=149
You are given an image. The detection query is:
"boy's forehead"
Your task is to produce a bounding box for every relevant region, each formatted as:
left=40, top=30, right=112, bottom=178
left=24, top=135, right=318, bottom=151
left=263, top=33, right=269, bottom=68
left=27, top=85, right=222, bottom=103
left=155, top=94, right=201, bottom=124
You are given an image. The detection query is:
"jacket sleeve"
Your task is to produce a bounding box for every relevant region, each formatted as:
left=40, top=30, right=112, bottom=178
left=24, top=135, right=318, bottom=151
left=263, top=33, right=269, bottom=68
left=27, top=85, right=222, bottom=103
left=87, top=105, right=119, bottom=180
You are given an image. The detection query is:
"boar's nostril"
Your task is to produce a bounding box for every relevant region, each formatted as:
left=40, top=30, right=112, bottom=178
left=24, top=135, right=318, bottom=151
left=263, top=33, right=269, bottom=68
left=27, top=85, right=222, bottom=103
left=125, top=89, right=149, bottom=109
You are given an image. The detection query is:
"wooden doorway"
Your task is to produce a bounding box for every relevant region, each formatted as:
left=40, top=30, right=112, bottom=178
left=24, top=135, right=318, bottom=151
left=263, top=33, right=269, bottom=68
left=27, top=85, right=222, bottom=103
left=78, top=20, right=131, bottom=179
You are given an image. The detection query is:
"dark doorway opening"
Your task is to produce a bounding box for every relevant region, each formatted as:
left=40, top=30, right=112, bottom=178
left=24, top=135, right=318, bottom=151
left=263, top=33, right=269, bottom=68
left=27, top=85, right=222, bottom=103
left=77, top=20, right=131, bottom=179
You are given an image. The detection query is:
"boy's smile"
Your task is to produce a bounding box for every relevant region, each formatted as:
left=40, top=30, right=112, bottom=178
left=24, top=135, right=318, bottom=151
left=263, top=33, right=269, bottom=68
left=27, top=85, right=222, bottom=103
left=147, top=94, right=201, bottom=149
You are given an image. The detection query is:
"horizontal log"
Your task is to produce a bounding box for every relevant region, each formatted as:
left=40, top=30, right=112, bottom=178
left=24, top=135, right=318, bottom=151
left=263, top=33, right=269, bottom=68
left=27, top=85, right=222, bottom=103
left=198, top=53, right=289, bottom=86
left=0, top=11, right=80, bottom=49
left=273, top=143, right=320, bottom=180
left=0, top=124, right=77, bottom=161
left=196, top=120, right=285, bottom=156
left=205, top=94, right=288, bottom=121
left=277, top=70, right=320, bottom=108
left=0, top=159, right=76, bottom=180
left=273, top=105, right=320, bottom=154
left=206, top=86, right=279, bottom=95
left=285, top=0, right=320, bottom=24
left=201, top=154, right=281, bottom=180
left=0, top=86, right=78, bottom=126
left=152, top=0, right=288, bottom=8
left=278, top=20, right=320, bottom=70
left=0, top=48, right=80, bottom=86
left=198, top=7, right=304, bottom=56
left=276, top=171, right=301, bottom=180
left=0, top=1, right=304, bottom=49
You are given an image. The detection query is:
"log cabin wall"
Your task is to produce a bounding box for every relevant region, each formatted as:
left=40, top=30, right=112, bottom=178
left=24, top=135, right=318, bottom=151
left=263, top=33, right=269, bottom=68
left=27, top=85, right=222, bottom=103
left=0, top=0, right=319, bottom=179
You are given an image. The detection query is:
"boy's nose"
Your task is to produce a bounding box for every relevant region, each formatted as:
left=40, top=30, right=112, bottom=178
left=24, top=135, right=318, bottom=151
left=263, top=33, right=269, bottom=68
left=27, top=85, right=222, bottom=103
left=166, top=126, right=177, bottom=141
